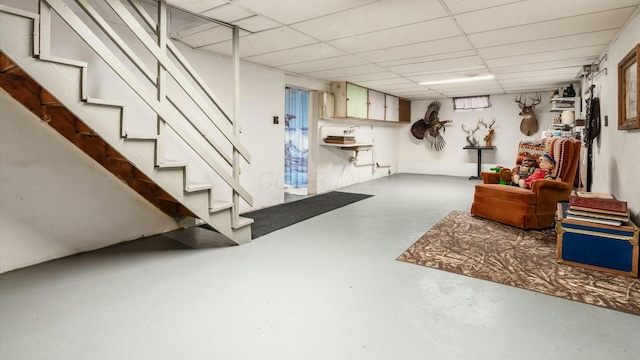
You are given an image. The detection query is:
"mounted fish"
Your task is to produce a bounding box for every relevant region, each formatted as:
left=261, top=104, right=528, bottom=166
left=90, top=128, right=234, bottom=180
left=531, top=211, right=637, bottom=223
left=411, top=101, right=451, bottom=151
left=515, top=93, right=541, bottom=136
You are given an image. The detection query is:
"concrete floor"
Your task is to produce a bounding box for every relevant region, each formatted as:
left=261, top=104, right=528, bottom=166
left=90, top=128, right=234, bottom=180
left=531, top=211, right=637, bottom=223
left=0, top=174, right=638, bottom=359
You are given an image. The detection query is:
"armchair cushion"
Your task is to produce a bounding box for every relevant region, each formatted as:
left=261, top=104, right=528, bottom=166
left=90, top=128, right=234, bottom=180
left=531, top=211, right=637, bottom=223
left=470, top=138, right=581, bottom=229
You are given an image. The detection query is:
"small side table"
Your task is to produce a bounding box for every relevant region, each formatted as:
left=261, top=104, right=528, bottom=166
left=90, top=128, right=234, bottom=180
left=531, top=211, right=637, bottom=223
left=464, top=146, right=496, bottom=180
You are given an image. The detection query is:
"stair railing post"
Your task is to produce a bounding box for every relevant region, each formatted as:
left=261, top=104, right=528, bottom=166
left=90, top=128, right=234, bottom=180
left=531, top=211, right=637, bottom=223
left=38, top=0, right=51, bottom=56
left=155, top=0, right=167, bottom=165
left=232, top=24, right=240, bottom=228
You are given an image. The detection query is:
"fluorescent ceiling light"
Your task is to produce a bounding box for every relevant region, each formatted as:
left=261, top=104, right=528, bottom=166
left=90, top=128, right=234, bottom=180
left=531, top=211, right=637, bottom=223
left=419, top=75, right=494, bottom=86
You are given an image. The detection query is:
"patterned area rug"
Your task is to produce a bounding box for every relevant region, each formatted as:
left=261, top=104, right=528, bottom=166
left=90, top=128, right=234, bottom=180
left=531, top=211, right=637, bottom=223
left=397, top=211, right=640, bottom=315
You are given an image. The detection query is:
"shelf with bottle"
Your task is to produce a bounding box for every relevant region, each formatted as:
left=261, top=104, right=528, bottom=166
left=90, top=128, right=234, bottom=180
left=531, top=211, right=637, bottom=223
left=550, top=97, right=581, bottom=112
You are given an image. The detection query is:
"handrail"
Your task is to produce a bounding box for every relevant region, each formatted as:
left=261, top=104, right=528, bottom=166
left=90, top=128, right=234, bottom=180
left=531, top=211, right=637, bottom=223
left=41, top=0, right=252, bottom=207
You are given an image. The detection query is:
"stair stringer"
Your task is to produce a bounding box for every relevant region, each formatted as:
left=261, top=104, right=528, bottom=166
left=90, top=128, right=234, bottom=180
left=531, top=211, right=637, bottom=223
left=0, top=10, right=253, bottom=244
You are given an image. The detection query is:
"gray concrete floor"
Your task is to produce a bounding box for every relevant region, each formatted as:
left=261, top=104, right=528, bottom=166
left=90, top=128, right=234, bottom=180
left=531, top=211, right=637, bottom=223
left=1, top=174, right=638, bottom=359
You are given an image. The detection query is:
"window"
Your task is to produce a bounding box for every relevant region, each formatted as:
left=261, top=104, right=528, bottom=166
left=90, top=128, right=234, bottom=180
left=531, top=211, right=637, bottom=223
left=618, top=44, right=639, bottom=130
left=453, top=95, right=491, bottom=111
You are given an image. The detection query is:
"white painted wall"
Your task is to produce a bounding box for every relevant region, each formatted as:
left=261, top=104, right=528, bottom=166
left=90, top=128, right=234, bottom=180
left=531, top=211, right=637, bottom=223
left=2, top=1, right=637, bottom=273
left=586, top=11, right=640, bottom=221
left=284, top=76, right=399, bottom=195
left=399, top=92, right=563, bottom=177
left=0, top=90, right=179, bottom=273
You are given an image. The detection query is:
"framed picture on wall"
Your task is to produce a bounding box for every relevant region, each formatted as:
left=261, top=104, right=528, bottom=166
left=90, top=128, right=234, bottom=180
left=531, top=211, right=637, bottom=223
left=618, top=43, right=639, bottom=130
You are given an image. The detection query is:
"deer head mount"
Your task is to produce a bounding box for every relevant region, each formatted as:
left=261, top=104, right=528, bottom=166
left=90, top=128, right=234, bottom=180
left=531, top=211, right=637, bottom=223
left=462, top=118, right=496, bottom=147
left=461, top=122, right=480, bottom=147
left=481, top=118, right=496, bottom=147
left=515, top=93, right=541, bottom=136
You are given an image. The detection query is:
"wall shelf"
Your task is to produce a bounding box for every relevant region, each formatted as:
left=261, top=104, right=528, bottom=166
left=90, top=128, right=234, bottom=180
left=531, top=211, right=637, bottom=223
left=320, top=142, right=373, bottom=151
left=550, top=97, right=580, bottom=113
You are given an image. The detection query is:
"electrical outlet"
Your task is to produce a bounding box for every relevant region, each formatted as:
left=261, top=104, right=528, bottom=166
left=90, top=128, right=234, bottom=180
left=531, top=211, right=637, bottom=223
left=273, top=116, right=279, bottom=124
left=604, top=115, right=608, bottom=126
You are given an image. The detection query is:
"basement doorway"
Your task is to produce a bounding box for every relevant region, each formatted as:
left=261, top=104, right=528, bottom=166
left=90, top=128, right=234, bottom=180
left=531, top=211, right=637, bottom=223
left=284, top=87, right=309, bottom=200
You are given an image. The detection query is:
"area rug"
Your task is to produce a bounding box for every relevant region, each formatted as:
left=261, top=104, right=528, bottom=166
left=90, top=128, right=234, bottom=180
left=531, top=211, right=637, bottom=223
left=397, top=211, right=640, bottom=315
left=243, top=191, right=373, bottom=239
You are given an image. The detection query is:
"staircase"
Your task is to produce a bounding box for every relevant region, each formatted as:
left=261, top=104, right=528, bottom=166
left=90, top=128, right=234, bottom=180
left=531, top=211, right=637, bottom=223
left=0, top=1, right=253, bottom=244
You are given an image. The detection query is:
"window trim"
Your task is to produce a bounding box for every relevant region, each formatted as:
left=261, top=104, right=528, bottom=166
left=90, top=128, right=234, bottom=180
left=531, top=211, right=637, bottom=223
left=453, top=95, right=491, bottom=111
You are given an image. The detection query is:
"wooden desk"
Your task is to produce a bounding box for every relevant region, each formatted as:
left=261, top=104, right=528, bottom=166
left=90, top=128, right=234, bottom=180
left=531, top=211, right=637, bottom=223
left=464, top=146, right=496, bottom=180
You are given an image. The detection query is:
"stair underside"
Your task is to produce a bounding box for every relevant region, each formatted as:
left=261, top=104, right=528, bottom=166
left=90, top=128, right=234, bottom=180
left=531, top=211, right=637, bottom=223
left=0, top=54, right=194, bottom=219
left=0, top=9, right=252, bottom=244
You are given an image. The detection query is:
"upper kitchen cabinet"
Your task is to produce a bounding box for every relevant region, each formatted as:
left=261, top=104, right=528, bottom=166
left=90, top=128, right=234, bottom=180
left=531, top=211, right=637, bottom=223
left=368, top=90, right=386, bottom=121
left=332, top=82, right=367, bottom=118
left=399, top=99, right=411, bottom=122
left=385, top=94, right=399, bottom=122
left=329, top=82, right=411, bottom=122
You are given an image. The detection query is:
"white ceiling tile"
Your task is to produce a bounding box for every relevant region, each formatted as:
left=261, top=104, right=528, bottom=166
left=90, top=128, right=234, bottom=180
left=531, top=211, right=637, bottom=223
left=378, top=50, right=478, bottom=67
left=280, top=55, right=369, bottom=74
left=391, top=89, right=441, bottom=96
left=498, top=74, right=582, bottom=85
left=455, top=0, right=639, bottom=34
left=305, top=64, right=386, bottom=79
left=172, top=23, right=217, bottom=39
left=326, top=72, right=401, bottom=82
left=407, top=66, right=490, bottom=81
left=358, top=37, right=473, bottom=63
left=168, top=0, right=228, bottom=13
left=201, top=4, right=255, bottom=23
left=233, top=0, right=378, bottom=24
left=427, top=79, right=501, bottom=91
left=485, top=45, right=605, bottom=68
left=442, top=0, right=524, bottom=14
left=386, top=56, right=485, bottom=75
left=439, top=87, right=506, bottom=96
left=291, top=0, right=448, bottom=41
left=477, top=30, right=617, bottom=59
left=356, top=78, right=414, bottom=88
left=469, top=8, right=633, bottom=49
left=501, top=84, right=560, bottom=92
left=232, top=15, right=282, bottom=32
left=170, top=0, right=635, bottom=95
left=494, top=67, right=584, bottom=80
left=491, top=58, right=596, bottom=74
left=327, top=18, right=462, bottom=54
left=377, top=85, right=432, bottom=94
left=244, top=44, right=346, bottom=67
left=203, top=27, right=318, bottom=57
left=174, top=26, right=233, bottom=47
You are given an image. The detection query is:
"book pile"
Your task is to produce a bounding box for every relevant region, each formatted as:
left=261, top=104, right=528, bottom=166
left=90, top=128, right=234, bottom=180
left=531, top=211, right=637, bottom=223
left=567, top=194, right=629, bottom=226
left=323, top=135, right=356, bottom=144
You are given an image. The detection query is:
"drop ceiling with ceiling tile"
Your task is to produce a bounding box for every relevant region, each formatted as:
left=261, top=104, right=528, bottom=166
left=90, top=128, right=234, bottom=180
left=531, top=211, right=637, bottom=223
left=167, top=0, right=640, bottom=99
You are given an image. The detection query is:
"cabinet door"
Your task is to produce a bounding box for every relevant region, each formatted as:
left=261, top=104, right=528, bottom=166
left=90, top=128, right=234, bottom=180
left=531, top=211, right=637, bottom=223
left=368, top=90, right=386, bottom=120
left=399, top=99, right=411, bottom=122
left=346, top=83, right=368, bottom=118
left=385, top=94, right=399, bottom=121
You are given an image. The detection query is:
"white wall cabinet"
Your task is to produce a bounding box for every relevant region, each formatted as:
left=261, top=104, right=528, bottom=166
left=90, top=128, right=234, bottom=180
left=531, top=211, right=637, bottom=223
left=368, top=90, right=386, bottom=120
left=330, top=82, right=410, bottom=122
left=331, top=82, right=368, bottom=118
left=385, top=94, right=399, bottom=122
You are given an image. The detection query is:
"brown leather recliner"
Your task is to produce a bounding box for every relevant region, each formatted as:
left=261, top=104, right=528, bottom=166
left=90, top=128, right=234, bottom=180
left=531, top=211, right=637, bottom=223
left=470, top=138, right=581, bottom=229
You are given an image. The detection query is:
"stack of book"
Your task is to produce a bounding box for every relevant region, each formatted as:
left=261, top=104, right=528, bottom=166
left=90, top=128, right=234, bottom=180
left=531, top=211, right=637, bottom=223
left=567, top=193, right=629, bottom=226
left=323, top=135, right=356, bottom=144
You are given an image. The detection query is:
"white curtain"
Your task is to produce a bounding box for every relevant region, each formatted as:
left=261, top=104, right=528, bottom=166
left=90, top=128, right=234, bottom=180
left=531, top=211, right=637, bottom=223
left=284, top=88, right=309, bottom=188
